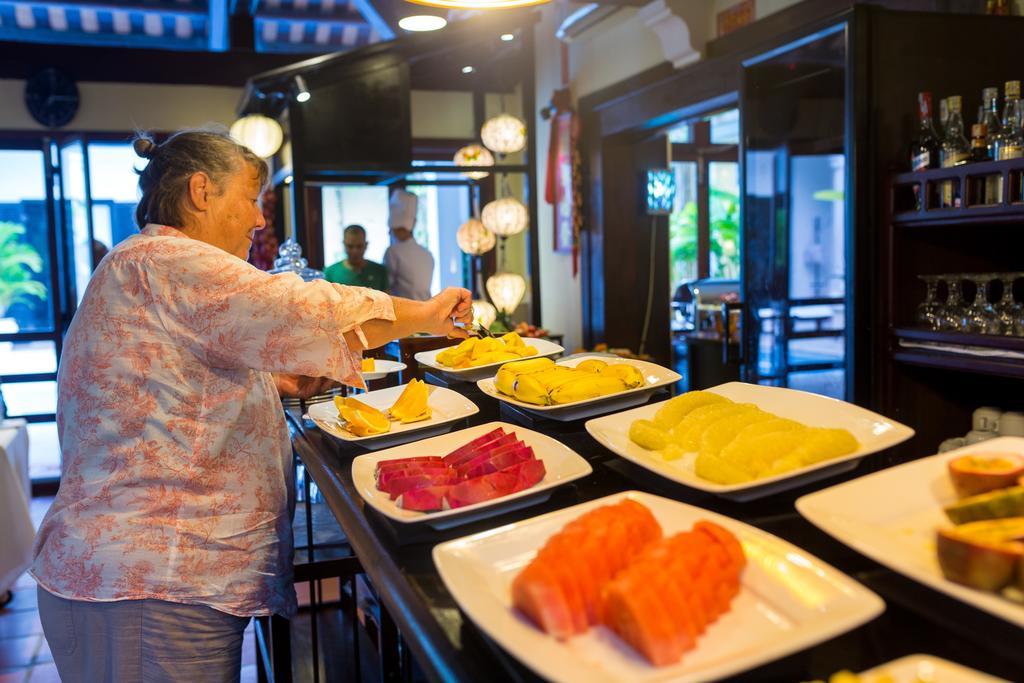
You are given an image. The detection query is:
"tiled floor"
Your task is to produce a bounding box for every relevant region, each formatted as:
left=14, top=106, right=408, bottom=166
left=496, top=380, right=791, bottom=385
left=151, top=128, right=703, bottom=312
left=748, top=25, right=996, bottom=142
left=0, top=497, right=258, bottom=683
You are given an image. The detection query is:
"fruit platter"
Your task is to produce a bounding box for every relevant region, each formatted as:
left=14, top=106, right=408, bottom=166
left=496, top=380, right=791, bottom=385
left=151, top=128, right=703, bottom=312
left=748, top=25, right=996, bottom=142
left=351, top=422, right=592, bottom=527
left=415, top=332, right=564, bottom=382
left=585, top=382, right=913, bottom=501
left=306, top=381, right=479, bottom=450
left=433, top=491, right=884, bottom=683
left=808, top=655, right=1008, bottom=683
left=360, top=357, right=407, bottom=381
left=476, top=355, right=682, bottom=422
left=797, top=437, right=1024, bottom=628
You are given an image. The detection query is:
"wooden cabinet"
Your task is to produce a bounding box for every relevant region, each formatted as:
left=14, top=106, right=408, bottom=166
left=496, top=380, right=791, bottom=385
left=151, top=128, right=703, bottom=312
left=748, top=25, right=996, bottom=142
left=880, top=158, right=1024, bottom=458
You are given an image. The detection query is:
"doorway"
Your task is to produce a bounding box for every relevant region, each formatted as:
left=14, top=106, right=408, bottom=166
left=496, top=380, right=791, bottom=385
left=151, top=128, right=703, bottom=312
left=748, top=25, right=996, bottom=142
left=665, top=109, right=740, bottom=390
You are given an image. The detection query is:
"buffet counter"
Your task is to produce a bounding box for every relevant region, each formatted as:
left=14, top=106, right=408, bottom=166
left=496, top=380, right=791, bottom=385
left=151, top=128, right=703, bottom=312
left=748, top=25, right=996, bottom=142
left=286, top=389, right=1022, bottom=682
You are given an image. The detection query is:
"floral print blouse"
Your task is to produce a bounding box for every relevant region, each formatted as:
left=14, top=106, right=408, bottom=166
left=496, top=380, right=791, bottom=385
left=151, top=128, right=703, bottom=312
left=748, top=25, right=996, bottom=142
left=31, top=224, right=394, bottom=617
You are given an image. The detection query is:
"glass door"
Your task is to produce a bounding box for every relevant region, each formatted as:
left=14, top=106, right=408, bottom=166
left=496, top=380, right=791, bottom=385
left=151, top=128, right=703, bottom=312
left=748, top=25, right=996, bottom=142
left=740, top=24, right=851, bottom=400
left=0, top=140, right=63, bottom=481
left=59, top=137, right=95, bottom=306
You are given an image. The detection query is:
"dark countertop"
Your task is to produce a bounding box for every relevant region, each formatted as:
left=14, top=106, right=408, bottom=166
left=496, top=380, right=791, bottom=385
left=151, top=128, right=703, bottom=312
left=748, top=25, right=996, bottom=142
left=287, top=390, right=1023, bottom=683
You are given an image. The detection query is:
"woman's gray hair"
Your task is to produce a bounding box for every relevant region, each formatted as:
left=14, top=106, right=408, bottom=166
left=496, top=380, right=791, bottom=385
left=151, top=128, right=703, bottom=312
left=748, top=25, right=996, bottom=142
left=132, top=127, right=269, bottom=229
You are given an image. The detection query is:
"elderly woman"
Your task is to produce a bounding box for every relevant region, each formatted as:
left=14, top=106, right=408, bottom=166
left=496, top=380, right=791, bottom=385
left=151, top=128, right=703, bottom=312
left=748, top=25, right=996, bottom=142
left=30, top=129, right=472, bottom=682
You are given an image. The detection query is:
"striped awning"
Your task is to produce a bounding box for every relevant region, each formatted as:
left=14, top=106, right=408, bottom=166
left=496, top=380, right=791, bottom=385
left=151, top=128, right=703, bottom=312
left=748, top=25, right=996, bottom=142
left=0, top=0, right=387, bottom=53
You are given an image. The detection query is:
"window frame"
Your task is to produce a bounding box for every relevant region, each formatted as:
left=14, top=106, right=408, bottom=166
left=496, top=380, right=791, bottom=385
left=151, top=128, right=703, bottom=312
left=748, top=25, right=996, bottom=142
left=670, top=119, right=739, bottom=280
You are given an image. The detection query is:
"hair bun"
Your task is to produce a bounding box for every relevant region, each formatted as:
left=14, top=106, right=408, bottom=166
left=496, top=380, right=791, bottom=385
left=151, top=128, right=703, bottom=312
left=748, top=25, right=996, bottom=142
left=133, top=137, right=157, bottom=159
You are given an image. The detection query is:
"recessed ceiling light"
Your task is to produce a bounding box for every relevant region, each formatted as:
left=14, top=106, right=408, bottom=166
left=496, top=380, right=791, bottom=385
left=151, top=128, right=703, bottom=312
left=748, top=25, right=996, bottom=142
left=284, top=175, right=293, bottom=184
left=398, top=15, right=447, bottom=31
left=500, top=33, right=514, bottom=41
left=462, top=65, right=474, bottom=74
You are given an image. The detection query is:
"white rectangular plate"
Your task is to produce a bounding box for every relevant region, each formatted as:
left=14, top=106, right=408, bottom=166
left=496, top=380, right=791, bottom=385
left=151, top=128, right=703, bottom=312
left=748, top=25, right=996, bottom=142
left=307, top=384, right=478, bottom=450
left=476, top=355, right=682, bottom=422
left=362, top=359, right=406, bottom=381
left=351, top=421, right=592, bottom=527
left=433, top=490, right=884, bottom=683
left=860, top=654, right=1008, bottom=683
left=796, top=437, right=1024, bottom=628
left=585, top=382, right=914, bottom=501
left=415, top=337, right=564, bottom=382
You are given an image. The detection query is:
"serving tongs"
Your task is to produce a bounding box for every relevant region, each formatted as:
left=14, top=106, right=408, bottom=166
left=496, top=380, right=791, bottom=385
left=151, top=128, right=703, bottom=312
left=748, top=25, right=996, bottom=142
left=455, top=321, right=496, bottom=339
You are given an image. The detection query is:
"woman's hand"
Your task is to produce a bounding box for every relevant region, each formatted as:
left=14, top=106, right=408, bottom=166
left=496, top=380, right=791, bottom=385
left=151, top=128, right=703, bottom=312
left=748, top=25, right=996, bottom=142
left=428, top=287, right=474, bottom=338
left=273, top=373, right=340, bottom=399
left=355, top=288, right=475, bottom=349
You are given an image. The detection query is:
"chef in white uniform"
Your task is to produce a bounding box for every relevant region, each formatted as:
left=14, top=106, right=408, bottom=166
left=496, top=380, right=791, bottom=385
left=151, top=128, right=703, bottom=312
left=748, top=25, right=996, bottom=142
left=384, top=189, right=434, bottom=301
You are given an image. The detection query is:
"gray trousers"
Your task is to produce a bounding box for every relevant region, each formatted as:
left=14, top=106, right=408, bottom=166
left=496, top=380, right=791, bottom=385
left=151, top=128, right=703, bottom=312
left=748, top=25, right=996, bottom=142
left=38, top=587, right=251, bottom=683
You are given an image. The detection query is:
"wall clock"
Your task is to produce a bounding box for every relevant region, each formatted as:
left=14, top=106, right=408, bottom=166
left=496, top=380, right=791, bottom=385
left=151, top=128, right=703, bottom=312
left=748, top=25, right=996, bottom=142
left=24, top=67, right=80, bottom=129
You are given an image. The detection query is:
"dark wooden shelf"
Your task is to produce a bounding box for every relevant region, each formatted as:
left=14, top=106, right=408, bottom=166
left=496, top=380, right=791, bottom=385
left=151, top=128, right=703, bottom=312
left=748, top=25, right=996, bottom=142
left=892, top=327, right=1024, bottom=352
left=891, top=158, right=1024, bottom=186
left=891, top=207, right=1024, bottom=227
left=891, top=157, right=1024, bottom=226
left=891, top=349, right=1024, bottom=379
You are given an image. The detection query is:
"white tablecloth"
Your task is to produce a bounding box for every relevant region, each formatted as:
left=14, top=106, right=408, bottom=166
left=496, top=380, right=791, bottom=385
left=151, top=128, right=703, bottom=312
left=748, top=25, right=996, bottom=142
left=0, top=419, right=34, bottom=594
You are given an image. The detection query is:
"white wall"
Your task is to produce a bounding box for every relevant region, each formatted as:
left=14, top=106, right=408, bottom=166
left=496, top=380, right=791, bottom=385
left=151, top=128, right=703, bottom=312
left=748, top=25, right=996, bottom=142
left=533, top=4, right=584, bottom=352
left=410, top=90, right=474, bottom=138
left=531, top=0, right=811, bottom=351
left=568, top=9, right=666, bottom=100
left=0, top=80, right=242, bottom=132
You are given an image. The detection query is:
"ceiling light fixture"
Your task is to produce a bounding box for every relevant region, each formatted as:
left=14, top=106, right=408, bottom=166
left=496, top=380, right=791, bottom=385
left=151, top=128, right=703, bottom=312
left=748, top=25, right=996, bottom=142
left=500, top=32, right=515, bottom=41
left=398, top=14, right=447, bottom=31
left=292, top=75, right=310, bottom=103
left=462, top=65, right=474, bottom=74
left=407, top=0, right=549, bottom=9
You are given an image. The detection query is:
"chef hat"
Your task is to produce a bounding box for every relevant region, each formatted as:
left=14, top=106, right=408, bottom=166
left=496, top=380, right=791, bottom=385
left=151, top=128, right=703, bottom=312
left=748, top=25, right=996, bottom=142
left=388, top=189, right=418, bottom=230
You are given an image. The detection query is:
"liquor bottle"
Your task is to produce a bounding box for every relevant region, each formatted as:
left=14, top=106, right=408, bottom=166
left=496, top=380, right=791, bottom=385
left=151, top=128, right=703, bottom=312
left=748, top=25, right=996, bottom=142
left=970, top=124, right=991, bottom=163
left=981, top=87, right=1001, bottom=153
left=993, top=80, right=1023, bottom=160
left=910, top=91, right=940, bottom=171
left=979, top=89, right=1002, bottom=203
left=985, top=0, right=1010, bottom=15
left=940, top=95, right=969, bottom=208
left=939, top=97, right=949, bottom=136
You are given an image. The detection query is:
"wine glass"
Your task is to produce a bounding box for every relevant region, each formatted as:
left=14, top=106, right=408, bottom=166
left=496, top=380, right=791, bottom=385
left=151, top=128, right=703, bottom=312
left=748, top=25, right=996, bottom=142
left=938, top=274, right=966, bottom=332
left=995, top=273, right=1022, bottom=336
left=964, top=274, right=1000, bottom=335
left=915, top=275, right=942, bottom=330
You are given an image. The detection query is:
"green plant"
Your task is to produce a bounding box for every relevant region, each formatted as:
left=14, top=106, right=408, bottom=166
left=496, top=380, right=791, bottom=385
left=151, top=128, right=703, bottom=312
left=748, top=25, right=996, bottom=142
left=0, top=222, right=46, bottom=317
left=669, top=186, right=741, bottom=285
left=709, top=187, right=740, bottom=279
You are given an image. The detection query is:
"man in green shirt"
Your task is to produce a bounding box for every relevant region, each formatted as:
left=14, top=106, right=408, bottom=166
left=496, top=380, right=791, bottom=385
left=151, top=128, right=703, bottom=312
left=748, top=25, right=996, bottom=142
left=323, top=224, right=389, bottom=291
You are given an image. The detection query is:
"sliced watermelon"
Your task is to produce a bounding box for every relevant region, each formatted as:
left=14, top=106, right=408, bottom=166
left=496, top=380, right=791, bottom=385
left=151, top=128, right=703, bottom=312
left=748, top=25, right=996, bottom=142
left=377, top=463, right=451, bottom=489
left=441, top=428, right=508, bottom=466
left=396, top=485, right=450, bottom=511
left=375, top=455, right=442, bottom=475
left=456, top=441, right=531, bottom=478
left=383, top=472, right=458, bottom=500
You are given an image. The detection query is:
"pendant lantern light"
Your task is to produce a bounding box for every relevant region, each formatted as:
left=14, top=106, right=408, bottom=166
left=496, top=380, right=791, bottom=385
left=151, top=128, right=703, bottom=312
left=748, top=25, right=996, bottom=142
left=481, top=114, right=526, bottom=155
left=456, top=218, right=496, bottom=255
left=481, top=197, right=528, bottom=237
left=230, top=114, right=284, bottom=159
left=486, top=272, right=527, bottom=315
left=472, top=300, right=498, bottom=330
left=453, top=144, right=494, bottom=180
